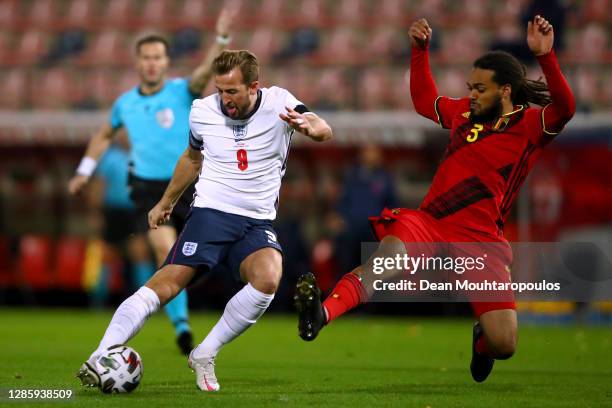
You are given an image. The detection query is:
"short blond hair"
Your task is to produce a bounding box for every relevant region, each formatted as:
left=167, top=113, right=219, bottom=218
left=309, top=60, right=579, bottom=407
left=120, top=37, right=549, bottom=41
left=212, top=50, right=259, bottom=85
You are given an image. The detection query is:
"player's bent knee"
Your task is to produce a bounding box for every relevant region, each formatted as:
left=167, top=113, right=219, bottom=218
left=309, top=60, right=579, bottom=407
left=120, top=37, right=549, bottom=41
left=145, top=268, right=185, bottom=305
left=489, top=331, right=517, bottom=358
left=250, top=268, right=282, bottom=294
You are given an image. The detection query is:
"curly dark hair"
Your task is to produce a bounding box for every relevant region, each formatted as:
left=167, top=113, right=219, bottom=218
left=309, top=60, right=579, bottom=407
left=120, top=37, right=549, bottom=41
left=474, top=51, right=551, bottom=107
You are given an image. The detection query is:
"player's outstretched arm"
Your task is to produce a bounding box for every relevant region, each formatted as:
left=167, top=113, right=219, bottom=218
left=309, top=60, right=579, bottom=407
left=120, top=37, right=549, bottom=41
left=67, top=123, right=116, bottom=195
left=279, top=107, right=333, bottom=142
left=188, top=5, right=237, bottom=95
left=528, top=15, right=575, bottom=133
left=409, top=19, right=443, bottom=123
left=148, top=146, right=202, bottom=229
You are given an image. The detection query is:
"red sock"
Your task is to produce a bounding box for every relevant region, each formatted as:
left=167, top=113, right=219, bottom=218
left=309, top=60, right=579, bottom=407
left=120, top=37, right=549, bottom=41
left=322, top=273, right=367, bottom=323
left=475, top=333, right=493, bottom=357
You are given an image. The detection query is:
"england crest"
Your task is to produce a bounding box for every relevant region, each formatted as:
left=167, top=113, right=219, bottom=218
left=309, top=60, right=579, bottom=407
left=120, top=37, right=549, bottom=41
left=182, top=242, right=198, bottom=256
left=232, top=124, right=248, bottom=142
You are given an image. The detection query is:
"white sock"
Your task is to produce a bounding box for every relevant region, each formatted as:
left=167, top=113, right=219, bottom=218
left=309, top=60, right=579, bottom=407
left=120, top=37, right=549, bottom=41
left=192, top=283, right=274, bottom=359
left=91, top=286, right=160, bottom=359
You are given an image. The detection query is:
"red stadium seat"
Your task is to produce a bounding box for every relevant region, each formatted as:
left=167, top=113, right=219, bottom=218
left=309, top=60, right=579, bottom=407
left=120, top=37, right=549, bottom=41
left=77, top=31, right=130, bottom=66
left=317, top=27, right=362, bottom=64
left=142, top=0, right=170, bottom=26
left=583, top=0, right=610, bottom=22
left=574, top=67, right=599, bottom=107
left=0, top=0, right=20, bottom=29
left=14, top=30, right=48, bottom=65
left=389, top=68, right=412, bottom=111
left=333, top=0, right=367, bottom=26
left=244, top=28, right=283, bottom=64
left=258, top=0, right=286, bottom=25
left=55, top=236, right=86, bottom=290
left=32, top=69, right=73, bottom=110
left=313, top=68, right=351, bottom=110
left=116, top=69, right=140, bottom=95
left=84, top=69, right=119, bottom=108
left=375, top=0, right=407, bottom=25
left=363, top=27, right=399, bottom=63
left=295, top=0, right=328, bottom=27
left=358, top=67, right=392, bottom=111
left=440, top=27, right=484, bottom=63
left=439, top=67, right=468, bottom=99
left=0, top=69, right=28, bottom=110
left=18, top=235, right=53, bottom=290
left=459, top=0, right=489, bottom=25
left=102, top=0, right=134, bottom=28
left=28, top=0, right=56, bottom=28
left=64, top=0, right=95, bottom=27
left=578, top=24, right=609, bottom=63
left=178, top=0, right=208, bottom=25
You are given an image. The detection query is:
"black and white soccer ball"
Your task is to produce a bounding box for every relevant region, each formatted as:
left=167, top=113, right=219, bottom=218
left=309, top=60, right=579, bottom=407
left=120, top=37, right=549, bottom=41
left=95, top=345, right=143, bottom=394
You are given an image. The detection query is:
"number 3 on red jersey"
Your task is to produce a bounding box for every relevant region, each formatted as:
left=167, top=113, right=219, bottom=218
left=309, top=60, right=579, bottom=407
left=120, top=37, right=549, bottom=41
left=237, top=149, right=248, bottom=171
left=467, top=124, right=483, bottom=142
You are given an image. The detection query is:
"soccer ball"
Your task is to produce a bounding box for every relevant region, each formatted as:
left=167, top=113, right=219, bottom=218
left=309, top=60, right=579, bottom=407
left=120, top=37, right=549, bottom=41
left=95, top=345, right=143, bottom=394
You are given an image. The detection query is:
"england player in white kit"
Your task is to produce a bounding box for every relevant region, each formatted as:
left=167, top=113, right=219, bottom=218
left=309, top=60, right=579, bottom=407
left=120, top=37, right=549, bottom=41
left=76, top=50, right=332, bottom=392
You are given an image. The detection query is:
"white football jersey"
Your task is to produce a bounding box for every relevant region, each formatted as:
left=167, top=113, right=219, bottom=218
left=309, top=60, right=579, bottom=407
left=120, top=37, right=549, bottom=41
left=188, top=86, right=305, bottom=220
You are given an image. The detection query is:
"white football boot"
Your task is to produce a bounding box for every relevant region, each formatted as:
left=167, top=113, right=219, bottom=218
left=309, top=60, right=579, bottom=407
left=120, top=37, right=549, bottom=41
left=188, top=351, right=220, bottom=391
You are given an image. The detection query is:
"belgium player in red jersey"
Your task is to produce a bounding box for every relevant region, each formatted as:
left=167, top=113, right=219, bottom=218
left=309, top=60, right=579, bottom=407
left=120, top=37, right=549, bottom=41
left=295, top=15, right=575, bottom=382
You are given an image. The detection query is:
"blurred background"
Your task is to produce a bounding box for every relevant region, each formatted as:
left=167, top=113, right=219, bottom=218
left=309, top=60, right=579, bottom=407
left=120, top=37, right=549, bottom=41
left=0, top=0, right=610, bottom=321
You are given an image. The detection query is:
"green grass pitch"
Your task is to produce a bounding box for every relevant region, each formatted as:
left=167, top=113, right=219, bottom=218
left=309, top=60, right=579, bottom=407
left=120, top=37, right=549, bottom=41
left=0, top=309, right=610, bottom=407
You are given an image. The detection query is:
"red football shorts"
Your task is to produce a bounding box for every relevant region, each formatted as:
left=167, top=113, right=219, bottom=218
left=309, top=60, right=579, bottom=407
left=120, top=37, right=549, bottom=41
left=369, top=208, right=516, bottom=317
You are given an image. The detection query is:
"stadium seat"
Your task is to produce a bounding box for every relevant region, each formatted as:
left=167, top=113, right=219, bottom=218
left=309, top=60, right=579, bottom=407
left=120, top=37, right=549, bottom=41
left=578, top=24, right=608, bottom=63
left=142, top=0, right=170, bottom=26
left=459, top=0, right=489, bottom=25
left=14, top=30, right=48, bottom=65
left=178, top=0, right=208, bottom=26
left=313, top=68, right=351, bottom=110
left=0, top=69, right=28, bottom=110
left=63, top=0, right=95, bottom=28
left=574, top=68, right=599, bottom=110
left=295, top=0, right=328, bottom=27
left=18, top=235, right=53, bottom=290
left=102, top=0, right=134, bottom=28
left=28, top=0, right=56, bottom=29
left=244, top=28, right=282, bottom=63
left=76, top=31, right=130, bottom=66
left=334, top=0, right=367, bottom=26
left=0, top=0, right=20, bottom=29
left=363, top=27, right=400, bottom=63
left=358, top=67, right=392, bottom=111
left=317, top=27, right=362, bottom=64
left=415, top=0, right=444, bottom=22
left=259, top=0, right=286, bottom=25
left=439, top=67, right=468, bottom=98
left=55, top=236, right=87, bottom=290
left=440, top=27, right=484, bottom=63
left=0, top=30, right=9, bottom=63
left=32, top=69, right=74, bottom=110
left=83, top=69, right=118, bottom=108
left=583, top=0, right=610, bottom=22
left=389, top=68, right=412, bottom=111
left=116, top=69, right=140, bottom=94
left=374, top=0, right=408, bottom=25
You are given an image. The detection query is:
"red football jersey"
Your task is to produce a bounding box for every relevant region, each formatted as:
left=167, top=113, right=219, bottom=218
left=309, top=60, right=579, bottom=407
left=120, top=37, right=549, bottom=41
left=410, top=48, right=575, bottom=237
